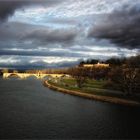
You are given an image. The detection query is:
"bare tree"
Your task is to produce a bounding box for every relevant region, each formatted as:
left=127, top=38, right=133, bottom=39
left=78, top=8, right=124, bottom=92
left=109, top=66, right=140, bottom=95
left=68, top=67, right=88, bottom=88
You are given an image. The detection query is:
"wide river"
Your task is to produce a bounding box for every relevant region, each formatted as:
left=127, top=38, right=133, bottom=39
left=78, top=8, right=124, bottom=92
left=0, top=77, right=140, bottom=139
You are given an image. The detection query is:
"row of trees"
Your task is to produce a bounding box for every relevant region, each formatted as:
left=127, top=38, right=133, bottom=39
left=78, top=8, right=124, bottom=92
left=68, top=66, right=110, bottom=88
left=108, top=55, right=140, bottom=95
left=109, top=66, right=140, bottom=95
left=68, top=55, right=140, bottom=95
left=79, top=57, right=126, bottom=66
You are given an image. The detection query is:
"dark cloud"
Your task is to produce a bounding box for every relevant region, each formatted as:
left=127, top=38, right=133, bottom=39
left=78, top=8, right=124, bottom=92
left=0, top=0, right=26, bottom=21
left=22, top=28, right=77, bottom=43
left=0, top=22, right=37, bottom=41
left=88, top=5, right=140, bottom=49
left=0, top=22, right=77, bottom=44
left=0, top=0, right=63, bottom=21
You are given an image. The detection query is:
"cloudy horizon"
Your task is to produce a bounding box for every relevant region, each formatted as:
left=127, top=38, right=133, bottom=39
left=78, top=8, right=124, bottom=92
left=0, top=0, right=139, bottom=69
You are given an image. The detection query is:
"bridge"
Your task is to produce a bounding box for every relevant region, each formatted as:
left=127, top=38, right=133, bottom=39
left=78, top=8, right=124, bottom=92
left=3, top=73, right=69, bottom=79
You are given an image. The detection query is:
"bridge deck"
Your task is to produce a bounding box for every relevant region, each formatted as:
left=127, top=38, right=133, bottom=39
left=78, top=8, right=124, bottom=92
left=3, top=73, right=69, bottom=79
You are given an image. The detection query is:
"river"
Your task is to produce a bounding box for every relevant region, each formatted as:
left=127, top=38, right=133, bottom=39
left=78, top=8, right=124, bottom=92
left=0, top=77, right=140, bottom=139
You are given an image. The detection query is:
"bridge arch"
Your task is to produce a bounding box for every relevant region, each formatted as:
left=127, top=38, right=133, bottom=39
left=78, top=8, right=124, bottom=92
left=6, top=73, right=22, bottom=79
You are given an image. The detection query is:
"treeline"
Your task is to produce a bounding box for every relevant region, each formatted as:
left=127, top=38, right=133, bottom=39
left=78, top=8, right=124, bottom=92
left=79, top=56, right=140, bottom=67
left=107, top=55, right=140, bottom=95
left=68, top=55, right=140, bottom=95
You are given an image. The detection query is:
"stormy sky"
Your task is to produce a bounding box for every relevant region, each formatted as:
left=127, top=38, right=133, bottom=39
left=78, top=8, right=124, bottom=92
left=0, top=0, right=139, bottom=69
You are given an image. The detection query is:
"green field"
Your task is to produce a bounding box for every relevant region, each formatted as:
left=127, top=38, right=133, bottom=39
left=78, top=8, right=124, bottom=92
left=48, top=78, right=140, bottom=102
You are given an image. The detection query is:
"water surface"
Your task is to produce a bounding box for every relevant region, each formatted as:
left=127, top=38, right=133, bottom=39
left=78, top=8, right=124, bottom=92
left=0, top=77, right=140, bottom=139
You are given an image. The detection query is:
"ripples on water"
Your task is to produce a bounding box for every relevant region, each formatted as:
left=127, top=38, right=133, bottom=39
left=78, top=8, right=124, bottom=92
left=0, top=77, right=140, bottom=139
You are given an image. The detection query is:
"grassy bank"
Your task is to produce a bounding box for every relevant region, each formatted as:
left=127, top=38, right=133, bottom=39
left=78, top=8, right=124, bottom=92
left=44, top=79, right=140, bottom=106
left=47, top=78, right=140, bottom=103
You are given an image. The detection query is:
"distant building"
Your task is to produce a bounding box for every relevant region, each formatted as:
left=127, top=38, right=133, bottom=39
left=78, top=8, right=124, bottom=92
left=82, top=64, right=94, bottom=67
left=83, top=62, right=109, bottom=68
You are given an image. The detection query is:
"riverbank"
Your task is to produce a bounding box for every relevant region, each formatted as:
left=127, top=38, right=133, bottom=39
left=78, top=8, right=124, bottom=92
left=44, top=80, right=140, bottom=107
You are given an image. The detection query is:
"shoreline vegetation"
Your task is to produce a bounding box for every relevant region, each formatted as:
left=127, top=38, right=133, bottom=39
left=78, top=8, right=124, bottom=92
left=1, top=55, right=139, bottom=106
left=44, top=79, right=140, bottom=107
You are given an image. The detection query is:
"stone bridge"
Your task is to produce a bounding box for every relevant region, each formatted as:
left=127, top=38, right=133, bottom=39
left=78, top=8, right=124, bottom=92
left=3, top=73, right=69, bottom=79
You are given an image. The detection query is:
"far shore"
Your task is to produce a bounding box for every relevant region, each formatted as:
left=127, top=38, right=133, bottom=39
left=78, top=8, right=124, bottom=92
left=44, top=80, right=140, bottom=107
